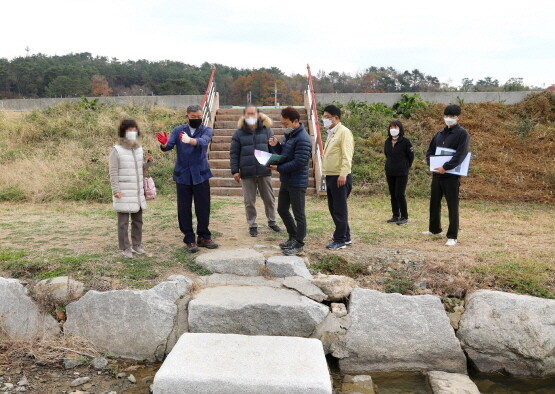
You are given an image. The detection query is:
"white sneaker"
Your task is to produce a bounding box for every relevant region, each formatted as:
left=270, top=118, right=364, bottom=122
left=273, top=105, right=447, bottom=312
left=422, top=231, right=443, bottom=235
left=132, top=245, right=146, bottom=254
left=122, top=248, right=134, bottom=258
left=445, top=239, right=458, bottom=246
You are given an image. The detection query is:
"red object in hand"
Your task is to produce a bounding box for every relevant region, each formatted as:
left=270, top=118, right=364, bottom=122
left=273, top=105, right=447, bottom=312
left=156, top=132, right=169, bottom=145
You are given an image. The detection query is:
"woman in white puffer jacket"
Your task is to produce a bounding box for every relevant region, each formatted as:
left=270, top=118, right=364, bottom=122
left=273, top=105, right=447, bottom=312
left=109, top=119, right=153, bottom=258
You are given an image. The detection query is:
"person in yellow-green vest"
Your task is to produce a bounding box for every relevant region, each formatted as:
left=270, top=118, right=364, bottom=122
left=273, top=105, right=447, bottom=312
left=321, top=105, right=354, bottom=250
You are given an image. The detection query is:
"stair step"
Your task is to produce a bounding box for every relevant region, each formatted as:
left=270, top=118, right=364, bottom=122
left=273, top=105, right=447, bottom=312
left=211, top=186, right=317, bottom=196
left=209, top=153, right=315, bottom=168
left=216, top=115, right=309, bottom=122
left=216, top=108, right=307, bottom=115
left=211, top=128, right=289, bottom=136
left=210, top=177, right=315, bottom=188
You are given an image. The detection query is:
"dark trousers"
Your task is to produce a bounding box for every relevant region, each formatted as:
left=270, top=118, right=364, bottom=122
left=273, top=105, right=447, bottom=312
left=176, top=180, right=211, bottom=244
left=386, top=175, right=409, bottom=219
left=326, top=174, right=352, bottom=243
left=117, top=209, right=143, bottom=250
left=429, top=175, right=460, bottom=239
left=277, top=184, right=307, bottom=245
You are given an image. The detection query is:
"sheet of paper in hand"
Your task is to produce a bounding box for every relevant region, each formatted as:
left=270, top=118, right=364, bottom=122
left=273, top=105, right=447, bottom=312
left=254, top=149, right=284, bottom=166
left=429, top=152, right=472, bottom=176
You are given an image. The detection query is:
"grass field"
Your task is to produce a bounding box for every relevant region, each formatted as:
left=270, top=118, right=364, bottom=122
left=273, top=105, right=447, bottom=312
left=1, top=194, right=553, bottom=299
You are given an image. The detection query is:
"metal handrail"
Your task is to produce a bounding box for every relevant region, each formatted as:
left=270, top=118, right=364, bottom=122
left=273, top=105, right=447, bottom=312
left=201, top=67, right=217, bottom=126
left=306, top=64, right=326, bottom=192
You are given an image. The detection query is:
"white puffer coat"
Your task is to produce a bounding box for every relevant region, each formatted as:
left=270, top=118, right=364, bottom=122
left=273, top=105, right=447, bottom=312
left=110, top=145, right=147, bottom=213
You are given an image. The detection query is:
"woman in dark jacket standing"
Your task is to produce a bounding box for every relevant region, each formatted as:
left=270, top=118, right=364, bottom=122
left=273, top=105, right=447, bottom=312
left=384, top=120, right=414, bottom=225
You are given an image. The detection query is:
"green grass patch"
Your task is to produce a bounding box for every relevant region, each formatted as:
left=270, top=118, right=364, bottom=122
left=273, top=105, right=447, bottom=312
left=383, top=271, right=415, bottom=294
left=174, top=248, right=211, bottom=276
left=309, top=253, right=367, bottom=278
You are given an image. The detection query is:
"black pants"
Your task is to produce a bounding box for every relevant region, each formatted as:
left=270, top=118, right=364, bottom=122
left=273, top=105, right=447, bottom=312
left=326, top=174, right=352, bottom=243
left=277, top=184, right=307, bottom=245
left=176, top=180, right=211, bottom=244
left=429, top=175, right=460, bottom=239
left=386, top=175, right=409, bottom=219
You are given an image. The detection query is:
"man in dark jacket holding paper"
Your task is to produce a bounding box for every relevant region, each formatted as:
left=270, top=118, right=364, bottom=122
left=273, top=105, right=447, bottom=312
left=425, top=104, right=470, bottom=246
left=230, top=105, right=281, bottom=237
left=269, top=106, right=312, bottom=256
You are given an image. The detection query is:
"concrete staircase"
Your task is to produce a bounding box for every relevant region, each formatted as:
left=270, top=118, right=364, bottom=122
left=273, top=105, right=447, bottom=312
left=208, top=108, right=317, bottom=196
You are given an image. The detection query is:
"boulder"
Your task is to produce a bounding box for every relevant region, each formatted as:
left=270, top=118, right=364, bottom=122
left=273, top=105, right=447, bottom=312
left=64, top=276, right=193, bottom=361
left=457, top=290, right=555, bottom=377
left=188, top=286, right=329, bottom=337
left=427, top=371, right=480, bottom=394
left=266, top=256, right=312, bottom=279
left=33, top=276, right=84, bottom=303
left=311, top=274, right=357, bottom=301
left=195, top=248, right=265, bottom=276
left=283, top=276, right=327, bottom=302
left=0, top=277, right=59, bottom=340
left=337, top=289, right=467, bottom=374
left=153, top=333, right=332, bottom=394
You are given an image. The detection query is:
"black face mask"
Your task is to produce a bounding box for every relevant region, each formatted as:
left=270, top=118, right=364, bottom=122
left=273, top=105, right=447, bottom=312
left=188, top=118, right=202, bottom=128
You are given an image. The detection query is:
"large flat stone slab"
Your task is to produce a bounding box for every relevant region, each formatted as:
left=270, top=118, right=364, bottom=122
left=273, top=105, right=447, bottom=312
left=65, top=276, right=193, bottom=361
left=266, top=256, right=312, bottom=279
left=195, top=248, right=265, bottom=276
left=198, top=273, right=283, bottom=288
left=0, top=278, right=59, bottom=340
left=188, top=286, right=329, bottom=337
left=153, top=333, right=332, bottom=394
left=427, top=371, right=480, bottom=394
left=457, top=290, right=555, bottom=377
left=337, top=289, right=467, bottom=374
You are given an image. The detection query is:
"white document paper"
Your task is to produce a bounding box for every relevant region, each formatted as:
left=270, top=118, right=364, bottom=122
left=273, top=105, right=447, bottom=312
left=430, top=152, right=472, bottom=176
left=254, top=149, right=273, bottom=166
left=435, top=147, right=456, bottom=156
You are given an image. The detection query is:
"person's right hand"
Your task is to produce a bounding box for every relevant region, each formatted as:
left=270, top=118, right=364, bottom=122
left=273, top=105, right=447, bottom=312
left=268, top=136, right=278, bottom=146
left=156, top=132, right=169, bottom=145
left=233, top=173, right=241, bottom=184
left=114, top=193, right=122, bottom=199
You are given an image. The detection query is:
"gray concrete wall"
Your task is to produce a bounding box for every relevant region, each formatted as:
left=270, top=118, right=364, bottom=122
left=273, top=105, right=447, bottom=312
left=0, top=95, right=204, bottom=111
left=316, top=91, right=534, bottom=106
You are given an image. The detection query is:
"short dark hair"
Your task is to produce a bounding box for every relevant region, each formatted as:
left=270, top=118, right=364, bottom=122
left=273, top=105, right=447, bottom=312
left=388, top=120, right=405, bottom=138
left=323, top=104, right=341, bottom=119
left=118, top=119, right=140, bottom=138
left=281, top=106, right=300, bottom=122
left=444, top=104, right=461, bottom=116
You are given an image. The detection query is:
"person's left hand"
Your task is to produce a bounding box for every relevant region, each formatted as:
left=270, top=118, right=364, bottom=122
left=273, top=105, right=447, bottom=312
left=337, top=175, right=346, bottom=187
left=268, top=165, right=278, bottom=171
left=145, top=152, right=153, bottom=162
left=180, top=131, right=191, bottom=144
left=434, top=167, right=446, bottom=174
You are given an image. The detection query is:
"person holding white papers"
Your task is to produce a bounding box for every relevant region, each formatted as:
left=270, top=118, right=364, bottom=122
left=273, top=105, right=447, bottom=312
left=424, top=105, right=470, bottom=246
left=230, top=105, right=281, bottom=237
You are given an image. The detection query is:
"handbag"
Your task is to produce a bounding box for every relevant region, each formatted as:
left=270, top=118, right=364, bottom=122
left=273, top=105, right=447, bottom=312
left=144, top=176, right=156, bottom=201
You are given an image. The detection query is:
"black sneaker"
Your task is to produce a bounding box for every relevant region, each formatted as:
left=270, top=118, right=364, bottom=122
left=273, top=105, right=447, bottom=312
left=397, top=218, right=408, bottom=226
left=326, top=241, right=346, bottom=250
left=269, top=224, right=281, bottom=232
left=345, top=238, right=352, bottom=246
left=279, top=238, right=294, bottom=250
left=283, top=240, right=304, bottom=256
left=249, top=227, right=258, bottom=237
left=387, top=216, right=400, bottom=223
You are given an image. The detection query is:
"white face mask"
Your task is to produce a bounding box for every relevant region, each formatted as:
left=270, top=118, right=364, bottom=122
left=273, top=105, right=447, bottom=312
left=444, top=117, right=457, bottom=127
left=322, top=118, right=333, bottom=129
left=390, top=129, right=400, bottom=137
left=283, top=127, right=293, bottom=134
left=126, top=131, right=138, bottom=141
left=245, top=117, right=257, bottom=126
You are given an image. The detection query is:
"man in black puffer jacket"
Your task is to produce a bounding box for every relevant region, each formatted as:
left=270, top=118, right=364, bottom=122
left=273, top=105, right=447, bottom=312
left=230, top=106, right=281, bottom=237
left=268, top=106, right=312, bottom=256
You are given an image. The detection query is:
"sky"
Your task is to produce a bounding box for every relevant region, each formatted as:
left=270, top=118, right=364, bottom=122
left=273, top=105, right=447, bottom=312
left=2, top=0, right=554, bottom=88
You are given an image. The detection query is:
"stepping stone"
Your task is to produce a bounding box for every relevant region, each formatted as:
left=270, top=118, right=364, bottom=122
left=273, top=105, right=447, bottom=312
left=266, top=256, right=312, bottom=279
left=195, top=248, right=265, bottom=276
left=188, top=286, right=329, bottom=337
left=336, top=289, right=467, bottom=374
left=198, top=273, right=283, bottom=288
left=153, top=333, right=333, bottom=394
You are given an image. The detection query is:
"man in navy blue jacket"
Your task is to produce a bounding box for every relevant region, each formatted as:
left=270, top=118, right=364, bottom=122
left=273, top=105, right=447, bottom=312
left=157, top=105, right=218, bottom=253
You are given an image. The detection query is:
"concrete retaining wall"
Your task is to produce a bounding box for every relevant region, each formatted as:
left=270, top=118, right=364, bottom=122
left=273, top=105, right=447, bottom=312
left=315, top=91, right=534, bottom=106
left=0, top=95, right=204, bottom=111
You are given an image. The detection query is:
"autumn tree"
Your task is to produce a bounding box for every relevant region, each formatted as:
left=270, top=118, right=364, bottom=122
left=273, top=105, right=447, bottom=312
left=91, top=75, right=112, bottom=96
